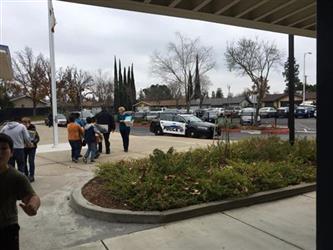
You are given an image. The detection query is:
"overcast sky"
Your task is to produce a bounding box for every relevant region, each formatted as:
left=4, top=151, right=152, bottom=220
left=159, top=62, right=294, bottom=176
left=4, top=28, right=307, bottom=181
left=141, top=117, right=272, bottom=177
left=1, top=0, right=316, bottom=96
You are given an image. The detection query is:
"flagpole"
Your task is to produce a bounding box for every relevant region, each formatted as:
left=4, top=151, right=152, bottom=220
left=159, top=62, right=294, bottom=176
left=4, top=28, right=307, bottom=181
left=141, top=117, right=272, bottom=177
left=47, top=0, right=58, bottom=147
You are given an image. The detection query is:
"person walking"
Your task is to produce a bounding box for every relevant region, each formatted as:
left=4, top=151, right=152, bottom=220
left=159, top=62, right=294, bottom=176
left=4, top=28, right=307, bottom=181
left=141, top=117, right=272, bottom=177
left=0, top=133, right=41, bottom=250
left=67, top=115, right=83, bottom=163
left=118, top=106, right=132, bottom=152
left=83, top=117, right=100, bottom=163
left=83, top=117, right=102, bottom=164
left=0, top=117, right=32, bottom=173
left=47, top=112, right=52, bottom=127
left=95, top=107, right=115, bottom=154
left=22, top=117, right=39, bottom=182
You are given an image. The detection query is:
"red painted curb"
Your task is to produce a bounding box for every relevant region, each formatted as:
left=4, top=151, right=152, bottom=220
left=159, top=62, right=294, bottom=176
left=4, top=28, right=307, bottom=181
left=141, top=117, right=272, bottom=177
left=261, top=129, right=289, bottom=134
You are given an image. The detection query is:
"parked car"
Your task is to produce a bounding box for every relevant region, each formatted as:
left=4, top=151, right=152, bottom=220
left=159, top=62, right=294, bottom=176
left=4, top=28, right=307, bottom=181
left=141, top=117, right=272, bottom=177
left=239, top=107, right=261, bottom=125
left=276, top=107, right=289, bottom=118
left=224, top=106, right=241, bottom=117
left=150, top=113, right=218, bottom=139
left=202, top=110, right=220, bottom=124
left=69, top=110, right=94, bottom=124
left=56, top=114, right=68, bottom=127
left=193, top=108, right=208, bottom=119
left=259, top=107, right=277, bottom=118
left=295, top=106, right=315, bottom=118
left=133, top=111, right=147, bottom=120
left=145, top=111, right=161, bottom=121
left=44, top=113, right=67, bottom=127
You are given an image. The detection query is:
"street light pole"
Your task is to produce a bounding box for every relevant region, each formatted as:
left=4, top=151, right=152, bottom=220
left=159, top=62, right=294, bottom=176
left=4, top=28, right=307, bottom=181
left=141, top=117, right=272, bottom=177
left=303, top=52, right=312, bottom=103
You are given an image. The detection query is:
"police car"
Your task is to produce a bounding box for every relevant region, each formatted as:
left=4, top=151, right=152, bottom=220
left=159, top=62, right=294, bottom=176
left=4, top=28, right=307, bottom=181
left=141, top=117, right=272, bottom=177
left=150, top=113, right=218, bottom=139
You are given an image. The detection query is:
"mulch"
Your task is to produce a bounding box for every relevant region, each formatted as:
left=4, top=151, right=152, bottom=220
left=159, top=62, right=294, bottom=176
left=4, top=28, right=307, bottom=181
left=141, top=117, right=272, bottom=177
left=82, top=177, right=132, bottom=210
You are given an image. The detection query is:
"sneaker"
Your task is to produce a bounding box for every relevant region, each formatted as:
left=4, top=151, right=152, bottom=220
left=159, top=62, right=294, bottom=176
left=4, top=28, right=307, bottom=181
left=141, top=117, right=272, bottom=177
left=95, top=153, right=100, bottom=159
left=29, top=176, right=35, bottom=183
left=90, top=159, right=96, bottom=163
left=83, top=157, right=87, bottom=164
left=124, top=149, right=128, bottom=152
left=72, top=158, right=78, bottom=163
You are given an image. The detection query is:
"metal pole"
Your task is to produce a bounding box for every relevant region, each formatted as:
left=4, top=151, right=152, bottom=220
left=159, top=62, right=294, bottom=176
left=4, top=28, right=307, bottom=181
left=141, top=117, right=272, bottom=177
left=303, top=52, right=312, bottom=103
left=47, top=0, right=58, bottom=147
left=288, top=34, right=295, bottom=145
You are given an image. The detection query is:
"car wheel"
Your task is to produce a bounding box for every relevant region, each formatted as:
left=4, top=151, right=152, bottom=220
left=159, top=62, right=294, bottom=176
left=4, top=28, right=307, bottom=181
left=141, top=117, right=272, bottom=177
left=155, top=126, right=164, bottom=136
left=187, top=129, right=196, bottom=138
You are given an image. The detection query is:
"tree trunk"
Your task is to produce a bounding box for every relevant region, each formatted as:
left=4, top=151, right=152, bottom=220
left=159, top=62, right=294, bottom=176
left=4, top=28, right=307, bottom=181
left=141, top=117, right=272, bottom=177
left=33, top=101, right=37, bottom=117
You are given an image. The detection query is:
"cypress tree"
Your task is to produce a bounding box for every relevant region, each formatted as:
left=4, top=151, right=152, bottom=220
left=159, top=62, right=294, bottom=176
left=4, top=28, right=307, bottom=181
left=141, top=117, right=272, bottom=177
left=193, top=54, right=201, bottom=99
left=127, top=66, right=132, bottom=110
left=118, top=59, right=123, bottom=107
left=123, top=67, right=128, bottom=110
left=131, top=63, right=136, bottom=106
left=113, top=56, right=119, bottom=111
left=186, top=70, right=193, bottom=112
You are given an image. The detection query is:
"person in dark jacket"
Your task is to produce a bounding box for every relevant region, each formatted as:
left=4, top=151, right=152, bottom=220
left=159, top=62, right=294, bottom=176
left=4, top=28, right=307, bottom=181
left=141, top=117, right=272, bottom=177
left=118, top=106, right=132, bottom=152
left=22, top=117, right=40, bottom=182
left=95, top=107, right=115, bottom=154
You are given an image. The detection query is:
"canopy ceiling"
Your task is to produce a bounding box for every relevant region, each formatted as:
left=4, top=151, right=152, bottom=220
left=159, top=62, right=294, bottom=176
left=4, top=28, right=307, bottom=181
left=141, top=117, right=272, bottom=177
left=59, top=0, right=316, bottom=38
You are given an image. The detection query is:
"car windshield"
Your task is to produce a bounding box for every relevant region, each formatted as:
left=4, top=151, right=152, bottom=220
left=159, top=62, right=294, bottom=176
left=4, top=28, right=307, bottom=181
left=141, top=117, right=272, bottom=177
left=57, top=114, right=66, bottom=119
left=181, top=115, right=203, bottom=122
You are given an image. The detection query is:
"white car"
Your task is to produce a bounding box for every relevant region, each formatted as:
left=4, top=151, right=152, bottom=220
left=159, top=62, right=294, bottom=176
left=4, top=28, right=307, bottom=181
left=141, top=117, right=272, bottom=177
left=240, top=108, right=261, bottom=125
left=56, top=114, right=68, bottom=127
left=259, top=107, right=277, bottom=118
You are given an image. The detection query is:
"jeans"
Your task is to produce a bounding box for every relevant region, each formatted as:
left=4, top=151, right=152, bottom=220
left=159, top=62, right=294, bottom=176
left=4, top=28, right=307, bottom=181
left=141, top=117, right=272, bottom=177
left=85, top=142, right=97, bottom=161
left=120, top=128, right=130, bottom=151
left=8, top=149, right=26, bottom=174
left=24, top=147, right=36, bottom=177
left=98, top=132, right=110, bottom=153
left=0, top=223, right=20, bottom=250
left=69, top=140, right=81, bottom=160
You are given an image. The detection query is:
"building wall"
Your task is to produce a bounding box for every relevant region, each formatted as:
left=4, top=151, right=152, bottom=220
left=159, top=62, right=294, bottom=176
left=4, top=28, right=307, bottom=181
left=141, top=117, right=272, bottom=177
left=13, top=97, right=48, bottom=108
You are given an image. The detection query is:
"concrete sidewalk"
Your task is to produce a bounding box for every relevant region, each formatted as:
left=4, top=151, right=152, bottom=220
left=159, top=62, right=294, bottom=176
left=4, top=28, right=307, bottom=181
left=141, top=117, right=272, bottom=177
left=68, top=192, right=316, bottom=250
left=18, top=132, right=315, bottom=250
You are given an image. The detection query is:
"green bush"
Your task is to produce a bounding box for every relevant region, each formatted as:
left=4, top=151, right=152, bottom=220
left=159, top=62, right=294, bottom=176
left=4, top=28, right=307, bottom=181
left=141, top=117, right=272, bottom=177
left=95, top=136, right=316, bottom=211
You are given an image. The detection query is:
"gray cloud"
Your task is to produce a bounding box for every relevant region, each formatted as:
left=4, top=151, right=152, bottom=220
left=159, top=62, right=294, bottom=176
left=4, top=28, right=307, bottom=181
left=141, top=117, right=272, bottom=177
left=1, top=0, right=316, bottom=95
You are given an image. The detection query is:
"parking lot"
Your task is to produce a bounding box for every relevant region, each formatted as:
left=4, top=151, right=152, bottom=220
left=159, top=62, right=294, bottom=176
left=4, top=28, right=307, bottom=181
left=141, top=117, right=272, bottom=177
left=35, top=117, right=316, bottom=146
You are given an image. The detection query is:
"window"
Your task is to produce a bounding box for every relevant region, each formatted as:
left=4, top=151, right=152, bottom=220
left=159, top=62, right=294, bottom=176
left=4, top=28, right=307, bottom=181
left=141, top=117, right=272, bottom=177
left=173, top=115, right=186, bottom=123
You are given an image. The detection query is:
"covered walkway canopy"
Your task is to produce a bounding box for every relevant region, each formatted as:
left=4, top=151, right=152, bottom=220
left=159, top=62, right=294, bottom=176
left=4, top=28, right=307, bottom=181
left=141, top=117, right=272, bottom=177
left=60, top=0, right=316, bottom=38
left=57, top=1, right=333, bottom=249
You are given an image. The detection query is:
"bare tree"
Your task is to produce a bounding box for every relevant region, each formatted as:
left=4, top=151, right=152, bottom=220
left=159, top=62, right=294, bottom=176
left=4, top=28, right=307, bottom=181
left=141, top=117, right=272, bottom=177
left=63, top=66, right=93, bottom=109
left=225, top=38, right=282, bottom=124
left=91, top=69, right=113, bottom=107
left=12, top=47, right=50, bottom=115
left=151, top=32, right=216, bottom=106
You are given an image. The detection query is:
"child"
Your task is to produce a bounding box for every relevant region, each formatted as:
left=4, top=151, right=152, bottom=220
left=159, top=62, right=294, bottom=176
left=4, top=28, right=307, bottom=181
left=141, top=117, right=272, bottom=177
left=92, top=117, right=102, bottom=159
left=83, top=117, right=101, bottom=163
left=0, top=133, right=41, bottom=250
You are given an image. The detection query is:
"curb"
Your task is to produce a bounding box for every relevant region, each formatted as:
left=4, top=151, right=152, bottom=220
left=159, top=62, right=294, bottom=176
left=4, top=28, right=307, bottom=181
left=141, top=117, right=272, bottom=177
left=70, top=182, right=315, bottom=224
left=221, top=128, right=289, bottom=135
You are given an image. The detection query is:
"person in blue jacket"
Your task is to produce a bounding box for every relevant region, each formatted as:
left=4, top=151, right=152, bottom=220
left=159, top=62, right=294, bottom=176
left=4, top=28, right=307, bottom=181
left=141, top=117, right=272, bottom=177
left=118, top=106, right=132, bottom=152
